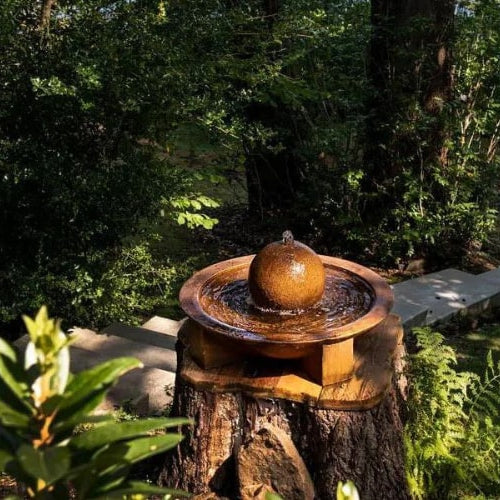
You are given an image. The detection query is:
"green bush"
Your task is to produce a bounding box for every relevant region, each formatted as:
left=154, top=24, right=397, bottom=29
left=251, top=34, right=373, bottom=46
left=0, top=307, right=189, bottom=498
left=405, top=328, right=500, bottom=499
left=0, top=0, right=220, bottom=334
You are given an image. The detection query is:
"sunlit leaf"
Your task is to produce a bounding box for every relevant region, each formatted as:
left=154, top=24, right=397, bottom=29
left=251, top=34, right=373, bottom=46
left=69, top=417, right=190, bottom=451
left=88, top=480, right=188, bottom=499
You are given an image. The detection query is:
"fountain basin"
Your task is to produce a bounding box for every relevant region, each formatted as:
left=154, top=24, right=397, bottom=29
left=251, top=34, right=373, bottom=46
left=180, top=255, right=394, bottom=360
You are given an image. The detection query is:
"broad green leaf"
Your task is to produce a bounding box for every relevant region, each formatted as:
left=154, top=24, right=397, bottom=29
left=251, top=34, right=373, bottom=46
left=56, top=357, right=142, bottom=413
left=0, top=338, right=16, bottom=362
left=0, top=425, right=23, bottom=452
left=53, top=387, right=111, bottom=432
left=0, top=448, right=13, bottom=470
left=16, top=445, right=70, bottom=485
left=88, top=480, right=188, bottom=499
left=92, top=433, right=184, bottom=479
left=68, top=465, right=125, bottom=498
left=72, top=414, right=115, bottom=426
left=0, top=357, right=32, bottom=412
left=112, top=433, right=184, bottom=464
left=0, top=401, right=31, bottom=429
left=53, top=357, right=142, bottom=431
left=69, top=417, right=190, bottom=451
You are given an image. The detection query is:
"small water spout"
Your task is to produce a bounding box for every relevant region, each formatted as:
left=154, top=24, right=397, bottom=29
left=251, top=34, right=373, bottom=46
left=282, top=230, right=294, bottom=245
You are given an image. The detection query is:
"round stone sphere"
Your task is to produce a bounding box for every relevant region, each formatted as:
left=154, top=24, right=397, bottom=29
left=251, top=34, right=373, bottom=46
left=248, top=232, right=326, bottom=310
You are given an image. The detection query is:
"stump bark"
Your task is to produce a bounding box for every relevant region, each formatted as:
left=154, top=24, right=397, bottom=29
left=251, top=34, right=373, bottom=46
left=158, top=325, right=409, bottom=500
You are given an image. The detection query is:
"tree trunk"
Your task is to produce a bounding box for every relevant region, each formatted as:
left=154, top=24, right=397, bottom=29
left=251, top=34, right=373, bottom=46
left=158, top=335, right=409, bottom=500
left=363, top=0, right=454, bottom=223
left=244, top=145, right=304, bottom=217
left=243, top=0, right=305, bottom=217
left=39, top=0, right=56, bottom=30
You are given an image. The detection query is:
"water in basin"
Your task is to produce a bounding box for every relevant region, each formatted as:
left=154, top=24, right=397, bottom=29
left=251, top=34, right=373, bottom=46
left=200, top=265, right=373, bottom=337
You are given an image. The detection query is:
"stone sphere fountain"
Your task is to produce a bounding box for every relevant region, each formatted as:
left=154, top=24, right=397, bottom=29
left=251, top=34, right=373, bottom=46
left=179, top=231, right=395, bottom=394
left=248, top=230, right=326, bottom=310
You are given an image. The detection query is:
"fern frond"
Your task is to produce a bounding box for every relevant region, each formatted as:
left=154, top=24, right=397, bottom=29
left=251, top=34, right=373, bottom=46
left=404, top=328, right=500, bottom=499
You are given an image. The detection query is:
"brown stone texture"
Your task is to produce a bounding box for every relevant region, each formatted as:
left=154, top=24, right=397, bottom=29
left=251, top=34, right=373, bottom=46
left=248, top=238, right=325, bottom=310
left=237, top=424, right=315, bottom=500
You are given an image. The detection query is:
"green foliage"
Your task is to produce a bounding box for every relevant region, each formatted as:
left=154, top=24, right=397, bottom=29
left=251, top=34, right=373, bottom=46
left=264, top=480, right=359, bottom=500
left=0, top=0, right=220, bottom=332
left=58, top=237, right=179, bottom=327
left=358, top=1, right=500, bottom=262
left=2, top=0, right=500, bottom=333
left=166, top=0, right=500, bottom=262
left=169, top=194, right=220, bottom=230
left=0, top=232, right=184, bottom=329
left=405, top=328, right=500, bottom=499
left=0, top=307, right=189, bottom=499
left=163, top=0, right=370, bottom=206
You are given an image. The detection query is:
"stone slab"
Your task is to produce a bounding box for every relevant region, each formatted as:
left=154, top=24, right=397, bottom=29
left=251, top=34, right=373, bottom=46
left=102, top=321, right=179, bottom=350
left=477, top=268, right=500, bottom=293
left=142, top=315, right=181, bottom=336
left=392, top=268, right=500, bottom=327
left=71, top=328, right=177, bottom=372
left=103, top=366, right=175, bottom=415
left=13, top=331, right=176, bottom=415
left=390, top=300, right=428, bottom=330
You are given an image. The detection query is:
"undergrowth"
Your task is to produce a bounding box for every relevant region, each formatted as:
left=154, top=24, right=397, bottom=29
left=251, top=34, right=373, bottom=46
left=405, top=328, right=500, bottom=499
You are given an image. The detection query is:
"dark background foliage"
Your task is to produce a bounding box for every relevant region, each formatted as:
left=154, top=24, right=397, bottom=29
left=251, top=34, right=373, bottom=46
left=1, top=0, right=499, bottom=336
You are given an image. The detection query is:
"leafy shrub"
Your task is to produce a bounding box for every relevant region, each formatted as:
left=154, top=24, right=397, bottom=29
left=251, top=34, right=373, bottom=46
left=361, top=1, right=500, bottom=263
left=0, top=234, right=182, bottom=331
left=0, top=307, right=189, bottom=498
left=0, top=0, right=220, bottom=335
left=405, top=328, right=500, bottom=499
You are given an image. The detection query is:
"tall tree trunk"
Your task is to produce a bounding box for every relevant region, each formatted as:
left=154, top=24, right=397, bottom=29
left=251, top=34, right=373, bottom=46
left=39, top=0, right=56, bottom=30
left=362, top=0, right=454, bottom=224
left=243, top=0, right=305, bottom=217
left=244, top=133, right=304, bottom=218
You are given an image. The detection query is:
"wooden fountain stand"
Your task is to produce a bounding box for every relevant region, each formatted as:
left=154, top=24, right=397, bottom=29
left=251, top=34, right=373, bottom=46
left=181, top=313, right=403, bottom=410
left=159, top=314, right=410, bottom=500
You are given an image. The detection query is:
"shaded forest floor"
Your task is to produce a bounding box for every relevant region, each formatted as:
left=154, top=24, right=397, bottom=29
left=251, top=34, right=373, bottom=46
left=154, top=193, right=500, bottom=321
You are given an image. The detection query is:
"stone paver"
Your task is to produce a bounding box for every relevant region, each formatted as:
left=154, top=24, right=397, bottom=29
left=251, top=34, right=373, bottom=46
left=14, top=322, right=179, bottom=415
left=392, top=268, right=500, bottom=327
left=14, top=328, right=177, bottom=373
left=391, top=301, right=428, bottom=330
left=71, top=328, right=177, bottom=372
left=102, top=320, right=179, bottom=350
left=478, top=267, right=500, bottom=287
left=142, top=315, right=181, bottom=335
left=103, top=366, right=175, bottom=415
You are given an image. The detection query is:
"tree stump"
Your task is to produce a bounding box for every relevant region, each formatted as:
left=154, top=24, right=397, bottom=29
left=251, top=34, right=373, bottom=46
left=158, top=315, right=409, bottom=500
